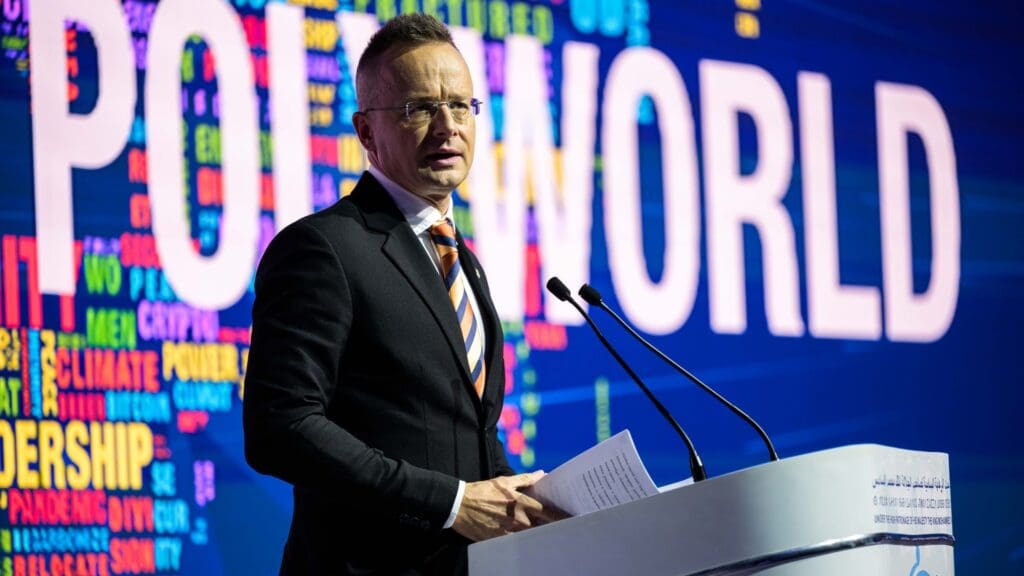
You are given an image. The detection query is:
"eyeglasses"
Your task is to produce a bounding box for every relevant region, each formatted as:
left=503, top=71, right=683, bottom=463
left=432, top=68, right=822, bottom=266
left=362, top=98, right=482, bottom=124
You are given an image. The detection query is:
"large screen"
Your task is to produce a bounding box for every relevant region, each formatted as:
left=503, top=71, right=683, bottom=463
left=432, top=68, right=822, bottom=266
left=1, top=0, right=1021, bottom=574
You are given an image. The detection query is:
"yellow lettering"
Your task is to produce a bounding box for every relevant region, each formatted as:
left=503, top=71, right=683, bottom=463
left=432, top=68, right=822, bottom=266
left=90, top=422, right=117, bottom=490
left=340, top=177, right=358, bottom=198
left=0, top=420, right=13, bottom=487
left=128, top=423, right=153, bottom=490
left=38, top=420, right=65, bottom=488
left=116, top=422, right=130, bottom=489
left=66, top=421, right=91, bottom=490
left=14, top=420, right=39, bottom=489
left=41, top=330, right=58, bottom=417
left=339, top=135, right=367, bottom=173
left=164, top=343, right=240, bottom=381
left=304, top=17, right=338, bottom=52
left=310, top=105, right=334, bottom=127
left=220, top=345, right=239, bottom=381
left=162, top=341, right=174, bottom=380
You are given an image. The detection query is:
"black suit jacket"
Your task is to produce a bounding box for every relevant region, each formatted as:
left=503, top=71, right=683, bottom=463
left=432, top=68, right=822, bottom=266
left=244, top=173, right=515, bottom=575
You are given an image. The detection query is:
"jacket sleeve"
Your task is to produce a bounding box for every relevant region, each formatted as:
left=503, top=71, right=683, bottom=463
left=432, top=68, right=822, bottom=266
left=243, top=220, right=460, bottom=531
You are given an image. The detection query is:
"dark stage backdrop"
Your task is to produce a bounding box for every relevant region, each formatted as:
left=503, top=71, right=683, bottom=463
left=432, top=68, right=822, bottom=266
left=0, top=0, right=1021, bottom=574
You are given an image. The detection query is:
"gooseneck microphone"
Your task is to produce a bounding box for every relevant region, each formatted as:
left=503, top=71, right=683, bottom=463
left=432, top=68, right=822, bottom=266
left=546, top=277, right=707, bottom=482
left=578, top=283, right=780, bottom=463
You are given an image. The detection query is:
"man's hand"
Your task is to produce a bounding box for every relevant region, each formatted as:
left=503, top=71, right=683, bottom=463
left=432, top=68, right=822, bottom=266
left=451, top=471, right=567, bottom=541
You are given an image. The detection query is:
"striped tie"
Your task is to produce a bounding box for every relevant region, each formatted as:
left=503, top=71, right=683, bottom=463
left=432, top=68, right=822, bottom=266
left=430, top=219, right=486, bottom=397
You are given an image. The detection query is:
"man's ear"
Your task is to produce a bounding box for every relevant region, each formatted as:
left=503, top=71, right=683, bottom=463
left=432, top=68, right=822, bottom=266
left=352, top=112, right=376, bottom=154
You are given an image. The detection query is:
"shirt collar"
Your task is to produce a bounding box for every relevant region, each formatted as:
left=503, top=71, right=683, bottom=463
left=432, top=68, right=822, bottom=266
left=368, top=166, right=454, bottom=236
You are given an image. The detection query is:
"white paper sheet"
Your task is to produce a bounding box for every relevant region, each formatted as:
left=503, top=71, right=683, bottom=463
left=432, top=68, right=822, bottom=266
left=525, top=430, right=659, bottom=517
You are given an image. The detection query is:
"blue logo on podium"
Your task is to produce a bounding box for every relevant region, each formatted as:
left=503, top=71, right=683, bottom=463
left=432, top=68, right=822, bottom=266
left=909, top=546, right=932, bottom=576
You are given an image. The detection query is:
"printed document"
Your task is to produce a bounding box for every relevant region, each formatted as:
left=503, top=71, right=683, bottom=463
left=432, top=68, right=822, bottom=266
left=525, top=430, right=660, bottom=516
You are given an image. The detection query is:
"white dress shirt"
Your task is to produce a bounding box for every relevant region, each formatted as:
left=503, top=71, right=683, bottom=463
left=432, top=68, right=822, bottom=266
left=368, top=166, right=482, bottom=530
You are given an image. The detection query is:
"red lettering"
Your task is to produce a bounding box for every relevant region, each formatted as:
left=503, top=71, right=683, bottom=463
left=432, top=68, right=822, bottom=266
left=72, top=490, right=109, bottom=526
left=108, top=496, right=154, bottom=533
left=143, top=351, right=159, bottom=392
left=69, top=348, right=85, bottom=389
left=153, top=434, right=172, bottom=460
left=93, top=349, right=115, bottom=389
left=217, top=327, right=250, bottom=345
left=129, top=195, right=151, bottom=229
left=57, top=392, right=106, bottom=421
left=109, top=538, right=156, bottom=574
left=128, top=149, right=147, bottom=184
left=57, top=349, right=159, bottom=391
left=118, top=234, right=160, bottom=269
left=202, top=49, right=216, bottom=82
left=524, top=321, right=568, bottom=351
left=196, top=167, right=222, bottom=206
left=242, top=15, right=266, bottom=51
left=524, top=244, right=542, bottom=317
left=503, top=343, right=516, bottom=395
left=177, top=410, right=209, bottom=434
left=252, top=53, right=268, bottom=89
left=3, top=236, right=14, bottom=325
left=7, top=490, right=106, bottom=526
left=13, top=553, right=111, bottom=576
left=260, top=173, right=274, bottom=211
left=20, top=237, right=40, bottom=328
left=116, top=352, right=132, bottom=389
left=59, top=241, right=84, bottom=332
left=310, top=136, right=338, bottom=167
left=57, top=349, right=71, bottom=389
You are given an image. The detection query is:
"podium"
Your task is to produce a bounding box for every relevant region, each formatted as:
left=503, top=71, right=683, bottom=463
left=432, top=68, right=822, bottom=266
left=469, top=445, right=954, bottom=575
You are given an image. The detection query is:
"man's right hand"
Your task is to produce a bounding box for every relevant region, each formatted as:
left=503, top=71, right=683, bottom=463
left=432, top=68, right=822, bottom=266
left=451, top=471, right=567, bottom=541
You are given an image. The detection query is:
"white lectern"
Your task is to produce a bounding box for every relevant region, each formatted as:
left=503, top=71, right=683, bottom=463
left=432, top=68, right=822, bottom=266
left=469, top=445, right=954, bottom=575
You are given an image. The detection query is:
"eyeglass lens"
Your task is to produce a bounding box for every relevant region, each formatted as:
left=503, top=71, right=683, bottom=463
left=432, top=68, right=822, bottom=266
left=406, top=100, right=480, bottom=122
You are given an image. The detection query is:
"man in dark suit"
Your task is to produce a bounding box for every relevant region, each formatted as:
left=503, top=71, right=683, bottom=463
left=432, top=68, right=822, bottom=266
left=243, top=13, right=559, bottom=575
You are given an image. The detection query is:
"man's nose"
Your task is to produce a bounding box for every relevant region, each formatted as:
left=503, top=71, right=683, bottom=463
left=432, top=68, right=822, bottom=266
left=431, top=103, right=459, bottom=136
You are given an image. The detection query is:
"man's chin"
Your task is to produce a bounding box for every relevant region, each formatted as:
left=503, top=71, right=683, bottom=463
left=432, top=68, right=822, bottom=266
left=421, top=170, right=467, bottom=192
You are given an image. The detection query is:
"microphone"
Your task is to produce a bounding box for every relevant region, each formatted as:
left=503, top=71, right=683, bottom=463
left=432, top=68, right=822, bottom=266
left=546, top=277, right=707, bottom=482
left=578, top=283, right=780, bottom=463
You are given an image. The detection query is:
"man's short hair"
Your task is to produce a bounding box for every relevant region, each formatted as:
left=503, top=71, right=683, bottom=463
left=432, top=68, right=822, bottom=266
left=356, top=13, right=458, bottom=110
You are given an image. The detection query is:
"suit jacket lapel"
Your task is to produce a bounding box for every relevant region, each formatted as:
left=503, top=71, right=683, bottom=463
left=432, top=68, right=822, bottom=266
left=350, top=174, right=474, bottom=385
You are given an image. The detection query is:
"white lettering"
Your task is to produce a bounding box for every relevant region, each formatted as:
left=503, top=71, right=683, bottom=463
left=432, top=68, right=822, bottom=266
left=147, top=0, right=260, bottom=309
left=876, top=82, right=960, bottom=342
left=603, top=47, right=700, bottom=335
left=799, top=72, right=881, bottom=339
left=701, top=59, right=803, bottom=336
left=31, top=0, right=135, bottom=296
left=268, top=2, right=313, bottom=229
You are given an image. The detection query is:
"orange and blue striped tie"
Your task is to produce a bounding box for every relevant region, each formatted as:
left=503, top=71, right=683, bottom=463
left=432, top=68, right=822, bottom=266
left=431, top=219, right=486, bottom=397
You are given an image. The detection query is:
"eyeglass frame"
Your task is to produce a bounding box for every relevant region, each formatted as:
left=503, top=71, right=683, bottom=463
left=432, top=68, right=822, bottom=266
left=360, top=98, right=483, bottom=124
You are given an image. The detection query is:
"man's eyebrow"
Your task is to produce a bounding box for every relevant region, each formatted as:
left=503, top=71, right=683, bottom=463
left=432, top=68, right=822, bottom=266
left=401, top=92, right=473, bottom=100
